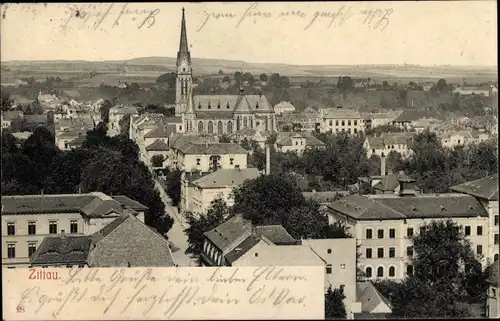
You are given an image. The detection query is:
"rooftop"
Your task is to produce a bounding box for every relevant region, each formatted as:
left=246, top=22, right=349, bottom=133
left=253, top=225, right=298, bottom=245
left=326, top=193, right=488, bottom=221
left=30, top=235, right=92, bottom=265
left=449, top=174, right=498, bottom=201
left=323, top=108, right=361, bottom=119
left=177, top=142, right=248, bottom=155
left=145, top=139, right=170, bottom=151
left=143, top=124, right=177, bottom=139
left=191, top=168, right=261, bottom=189
left=1, top=192, right=148, bottom=217
left=204, top=215, right=253, bottom=252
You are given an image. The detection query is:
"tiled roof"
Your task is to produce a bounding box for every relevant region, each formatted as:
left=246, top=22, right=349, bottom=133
left=356, top=281, right=392, bottom=314
left=68, top=135, right=86, bottom=147
left=163, top=117, right=182, bottom=124
left=109, top=105, right=138, bottom=115
left=254, top=225, right=298, bottom=245
left=143, top=125, right=176, bottom=138
left=276, top=132, right=326, bottom=147
left=373, top=171, right=413, bottom=192
left=204, top=215, right=253, bottom=252
left=366, top=135, right=411, bottom=149
left=145, top=139, right=170, bottom=151
left=178, top=142, right=248, bottom=155
left=302, top=191, right=341, bottom=203
left=25, top=115, right=47, bottom=123
left=323, top=108, right=361, bottom=119
left=30, top=235, right=92, bottom=265
left=392, top=110, right=432, bottom=122
left=225, top=234, right=262, bottom=264
left=1, top=110, right=23, bottom=121
left=326, top=193, right=488, bottom=221
left=169, top=133, right=219, bottom=150
left=274, top=101, right=296, bottom=110
left=238, top=245, right=325, bottom=266
left=195, top=111, right=234, bottom=119
left=1, top=192, right=148, bottom=217
left=88, top=213, right=175, bottom=267
left=191, top=168, right=261, bottom=188
left=449, top=174, right=499, bottom=201
left=57, top=130, right=87, bottom=139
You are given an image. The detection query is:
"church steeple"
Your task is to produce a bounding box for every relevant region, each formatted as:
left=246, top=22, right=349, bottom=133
left=175, top=7, right=193, bottom=117
left=179, top=8, right=189, bottom=54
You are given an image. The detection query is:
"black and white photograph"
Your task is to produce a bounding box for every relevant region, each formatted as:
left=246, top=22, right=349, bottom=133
left=1, top=1, right=498, bottom=319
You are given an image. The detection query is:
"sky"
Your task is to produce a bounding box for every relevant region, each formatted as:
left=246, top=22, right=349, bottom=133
left=0, top=1, right=497, bottom=66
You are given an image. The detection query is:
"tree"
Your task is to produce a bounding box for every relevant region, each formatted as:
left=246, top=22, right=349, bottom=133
left=151, top=154, right=165, bottom=168
left=44, top=149, right=91, bottom=194
left=184, top=198, right=229, bottom=258
left=218, top=69, right=224, bottom=75
left=259, top=73, right=268, bottom=82
left=222, top=75, right=231, bottom=83
left=436, top=78, right=450, bottom=93
left=219, top=134, right=231, bottom=143
left=164, top=169, right=182, bottom=206
left=233, top=174, right=307, bottom=225
left=156, top=72, right=177, bottom=88
left=1, top=91, right=13, bottom=111
left=100, top=100, right=113, bottom=123
left=234, top=71, right=243, bottom=84
left=388, top=219, right=488, bottom=318
left=325, top=286, right=347, bottom=319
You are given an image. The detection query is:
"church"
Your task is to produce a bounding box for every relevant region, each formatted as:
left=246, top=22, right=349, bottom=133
left=175, top=9, right=277, bottom=135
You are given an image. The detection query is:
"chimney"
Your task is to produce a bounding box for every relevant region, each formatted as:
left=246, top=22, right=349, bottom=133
left=380, top=153, right=386, bottom=177
left=398, top=177, right=417, bottom=197
left=61, top=229, right=66, bottom=238
left=265, top=144, right=271, bottom=175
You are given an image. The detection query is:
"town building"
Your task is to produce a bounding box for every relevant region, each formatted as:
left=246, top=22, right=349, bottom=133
left=30, top=213, right=175, bottom=268
left=485, top=260, right=499, bottom=318
left=354, top=281, right=392, bottom=319
left=2, top=192, right=148, bottom=268
left=55, top=129, right=87, bottom=150
left=453, top=85, right=495, bottom=97
left=390, top=110, right=433, bottom=130
left=274, top=101, right=296, bottom=115
left=275, top=131, right=326, bottom=155
left=450, top=174, right=499, bottom=262
left=361, top=110, right=403, bottom=131
left=173, top=9, right=277, bottom=134
left=438, top=131, right=490, bottom=149
left=363, top=133, right=413, bottom=159
left=324, top=177, right=491, bottom=281
left=321, top=108, right=364, bottom=134
left=1, top=110, right=23, bottom=131
left=108, top=104, right=139, bottom=136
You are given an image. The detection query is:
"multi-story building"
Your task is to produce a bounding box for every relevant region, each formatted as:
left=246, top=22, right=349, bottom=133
left=30, top=213, right=175, bottom=268
left=108, top=104, right=139, bottom=136
left=450, top=174, right=499, bottom=262
left=181, top=168, right=261, bottom=215
left=439, top=131, right=490, bottom=149
left=1, top=192, right=148, bottom=268
left=275, top=131, right=326, bottom=155
left=324, top=177, right=491, bottom=281
left=361, top=110, right=403, bottom=131
left=363, top=132, right=414, bottom=159
left=274, top=101, right=296, bottom=115
left=320, top=108, right=364, bottom=134
left=390, top=110, right=433, bottom=130
left=485, top=260, right=499, bottom=318
left=55, top=128, right=88, bottom=150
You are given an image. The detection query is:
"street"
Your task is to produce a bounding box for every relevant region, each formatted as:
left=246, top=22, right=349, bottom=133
left=155, top=180, right=197, bottom=267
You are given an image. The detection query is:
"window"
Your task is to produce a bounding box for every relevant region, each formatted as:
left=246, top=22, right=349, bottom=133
left=7, top=244, right=15, bottom=258
left=28, top=221, right=36, bottom=235
left=377, top=248, right=384, bottom=258
left=407, top=228, right=414, bottom=237
left=389, top=266, right=395, bottom=277
left=340, top=264, right=346, bottom=270
left=326, top=264, right=332, bottom=274
left=407, top=265, right=414, bottom=276
left=366, top=228, right=373, bottom=239
left=419, top=226, right=425, bottom=235
left=196, top=158, right=201, bottom=166
left=341, top=120, right=345, bottom=126
left=495, top=215, right=499, bottom=226
left=495, top=234, right=499, bottom=245
left=49, top=221, right=57, bottom=234
left=465, top=226, right=471, bottom=236
left=365, top=267, right=372, bottom=278
left=327, top=249, right=332, bottom=254
left=407, top=246, right=413, bottom=257
left=477, top=226, right=483, bottom=236
left=366, top=248, right=372, bottom=258
left=477, top=245, right=483, bottom=256
left=348, top=120, right=351, bottom=126
left=70, top=220, right=78, bottom=234
left=179, top=126, right=182, bottom=131
left=229, top=158, right=234, bottom=165
left=340, top=284, right=345, bottom=292
left=377, top=266, right=384, bottom=277
left=495, top=254, right=499, bottom=261
left=378, top=229, right=384, bottom=239
left=389, top=228, right=396, bottom=239
left=7, top=222, right=15, bottom=235
left=254, top=253, right=258, bottom=257
left=354, top=120, right=357, bottom=126
left=28, top=243, right=37, bottom=257
left=354, top=128, right=358, bottom=134
left=389, top=247, right=395, bottom=258
left=335, top=120, right=339, bottom=126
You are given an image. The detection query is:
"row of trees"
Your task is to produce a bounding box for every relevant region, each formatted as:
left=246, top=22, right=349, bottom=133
left=1, top=124, right=174, bottom=235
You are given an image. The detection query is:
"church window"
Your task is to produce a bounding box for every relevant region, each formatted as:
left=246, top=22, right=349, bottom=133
left=243, top=118, right=248, bottom=127
left=198, top=121, right=204, bottom=133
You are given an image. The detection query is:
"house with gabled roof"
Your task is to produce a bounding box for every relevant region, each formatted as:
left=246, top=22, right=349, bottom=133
left=2, top=192, right=148, bottom=267
left=180, top=168, right=261, bottom=215
left=363, top=133, right=414, bottom=159
left=30, top=213, right=175, bottom=268
left=450, top=174, right=499, bottom=262
left=354, top=281, right=392, bottom=319
left=324, top=177, right=491, bottom=280
left=275, top=131, right=326, bottom=155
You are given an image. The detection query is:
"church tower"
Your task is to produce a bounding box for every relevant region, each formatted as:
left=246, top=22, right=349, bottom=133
left=175, top=8, right=193, bottom=117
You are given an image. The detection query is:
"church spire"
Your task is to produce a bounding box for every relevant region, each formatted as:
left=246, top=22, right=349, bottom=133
left=179, top=8, right=189, bottom=53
